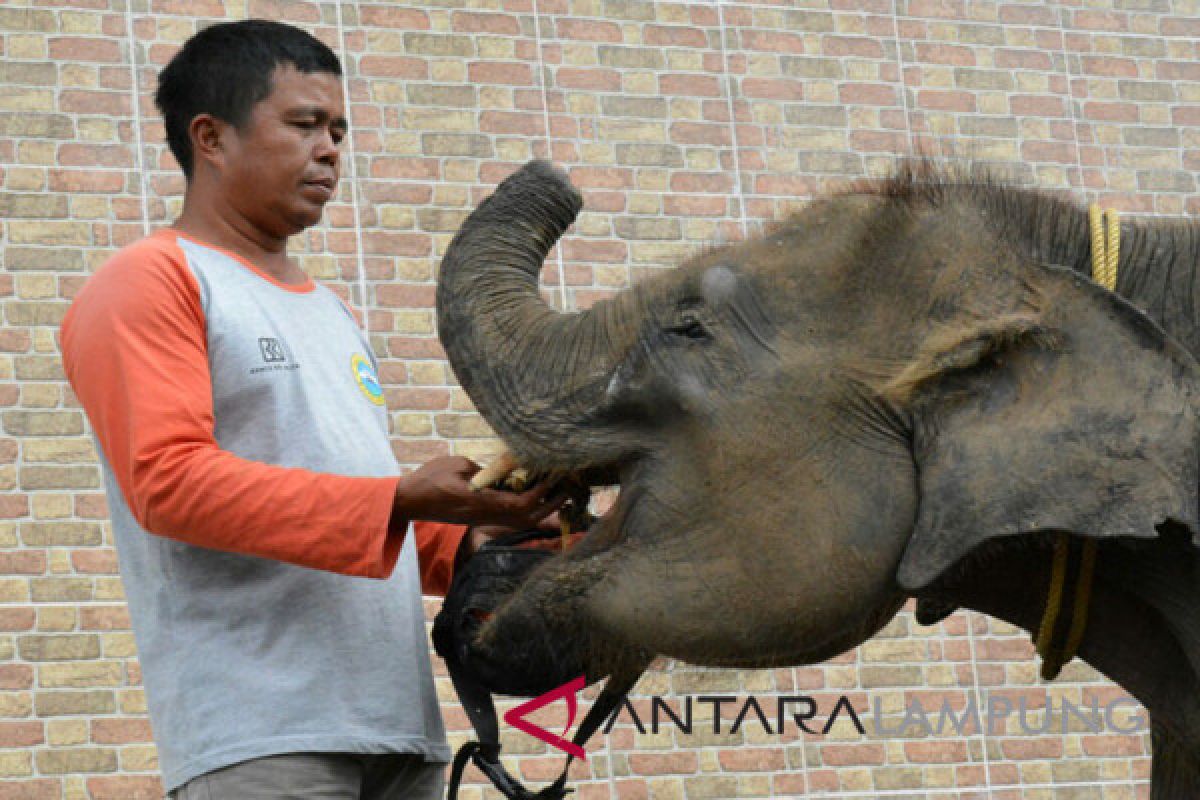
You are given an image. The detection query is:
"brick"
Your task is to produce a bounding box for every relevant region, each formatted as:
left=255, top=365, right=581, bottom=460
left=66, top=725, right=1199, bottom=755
left=358, top=5, right=429, bottom=29
left=0, top=666, right=34, bottom=692
left=614, top=217, right=681, bottom=240
left=47, top=37, right=122, bottom=63
left=0, top=721, right=42, bottom=747
left=20, top=467, right=100, bottom=491
left=467, top=62, right=532, bottom=86
left=406, top=84, right=476, bottom=107
left=38, top=662, right=123, bottom=690
left=30, top=577, right=94, bottom=603
left=451, top=11, right=520, bottom=34
left=840, top=83, right=899, bottom=106
left=556, top=18, right=621, bottom=42
left=35, top=748, right=117, bottom=775
left=0, top=63, right=57, bottom=88
left=0, top=490, right=29, bottom=517
left=1010, top=95, right=1067, bottom=117
left=2, top=411, right=83, bottom=436
left=614, top=144, right=682, bottom=167
left=402, top=33, right=474, bottom=58
left=20, top=523, right=104, bottom=551
left=682, top=776, right=738, bottom=799
left=14, top=356, right=65, bottom=380
left=1118, top=80, right=1176, bottom=103
left=46, top=719, right=86, bottom=746
left=49, top=170, right=128, bottom=197
left=0, top=8, right=57, bottom=31
left=0, top=552, right=44, bottom=575
left=784, top=105, right=848, bottom=127
left=0, top=609, right=35, bottom=632
left=359, top=55, right=427, bottom=80
left=823, top=36, right=885, bottom=59
left=90, top=718, right=153, bottom=745
left=0, top=780, right=61, bottom=800
left=419, top=134, right=492, bottom=158
left=0, top=751, right=33, bottom=778
left=57, top=142, right=133, bottom=167
left=71, top=550, right=119, bottom=575
left=6, top=221, right=92, bottom=248
left=433, top=415, right=494, bottom=438
left=658, top=73, right=721, bottom=97
left=644, top=25, right=708, bottom=48
left=18, top=635, right=101, bottom=662
left=915, top=42, right=975, bottom=66
left=740, top=30, right=807, bottom=55
left=85, top=776, right=164, bottom=800
left=35, top=691, right=114, bottom=716
left=598, top=46, right=664, bottom=70
left=601, top=96, right=667, bottom=119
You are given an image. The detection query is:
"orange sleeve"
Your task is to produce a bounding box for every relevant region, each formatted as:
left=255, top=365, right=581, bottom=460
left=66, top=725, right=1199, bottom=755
left=413, top=521, right=470, bottom=597
left=61, top=234, right=403, bottom=579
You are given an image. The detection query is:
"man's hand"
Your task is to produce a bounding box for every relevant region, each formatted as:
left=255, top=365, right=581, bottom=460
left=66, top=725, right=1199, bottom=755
left=393, top=455, right=566, bottom=530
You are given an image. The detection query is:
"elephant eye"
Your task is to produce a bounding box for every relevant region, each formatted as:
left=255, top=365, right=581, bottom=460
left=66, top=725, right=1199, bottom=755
left=665, top=311, right=712, bottom=342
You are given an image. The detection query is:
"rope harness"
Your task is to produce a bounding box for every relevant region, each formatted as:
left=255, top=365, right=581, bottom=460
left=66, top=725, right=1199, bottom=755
left=1033, top=204, right=1117, bottom=681
left=436, top=505, right=633, bottom=800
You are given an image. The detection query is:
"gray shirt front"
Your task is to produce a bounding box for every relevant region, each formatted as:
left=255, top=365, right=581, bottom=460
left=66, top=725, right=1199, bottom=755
left=66, top=231, right=450, bottom=790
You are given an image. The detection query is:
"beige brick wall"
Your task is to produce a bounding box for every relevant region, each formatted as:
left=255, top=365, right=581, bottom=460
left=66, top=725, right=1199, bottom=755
left=3, top=0, right=1196, bottom=796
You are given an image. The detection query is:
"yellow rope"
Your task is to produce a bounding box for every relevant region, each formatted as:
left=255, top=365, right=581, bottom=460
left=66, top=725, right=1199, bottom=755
left=1063, top=538, right=1098, bottom=660
left=1034, top=533, right=1069, bottom=676
left=1036, top=204, right=1114, bottom=680
left=1088, top=203, right=1120, bottom=291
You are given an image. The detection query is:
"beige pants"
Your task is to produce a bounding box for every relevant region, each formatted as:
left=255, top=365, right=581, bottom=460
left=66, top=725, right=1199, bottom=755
left=168, top=752, right=445, bottom=800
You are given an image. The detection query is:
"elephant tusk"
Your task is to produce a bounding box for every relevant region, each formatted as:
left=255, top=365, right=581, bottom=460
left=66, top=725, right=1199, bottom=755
left=470, top=451, right=593, bottom=552
left=469, top=450, right=528, bottom=491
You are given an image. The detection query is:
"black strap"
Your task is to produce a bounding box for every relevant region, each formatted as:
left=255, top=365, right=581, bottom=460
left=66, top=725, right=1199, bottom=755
left=444, top=666, right=638, bottom=800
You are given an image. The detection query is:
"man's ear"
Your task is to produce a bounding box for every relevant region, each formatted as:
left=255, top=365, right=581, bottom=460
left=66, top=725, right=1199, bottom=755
left=188, top=113, right=228, bottom=172
left=892, top=265, right=1200, bottom=591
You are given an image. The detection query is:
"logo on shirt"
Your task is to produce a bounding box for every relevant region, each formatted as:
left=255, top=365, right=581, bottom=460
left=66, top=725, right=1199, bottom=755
left=259, top=337, right=288, bottom=363
left=351, top=353, right=385, bottom=406
left=250, top=336, right=300, bottom=375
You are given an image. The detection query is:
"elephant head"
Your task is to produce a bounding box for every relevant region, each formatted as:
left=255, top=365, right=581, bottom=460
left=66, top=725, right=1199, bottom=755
left=437, top=161, right=1200, bottom=707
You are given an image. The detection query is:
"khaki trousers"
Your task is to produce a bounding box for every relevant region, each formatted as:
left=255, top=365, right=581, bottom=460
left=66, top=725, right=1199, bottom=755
left=168, top=752, right=445, bottom=800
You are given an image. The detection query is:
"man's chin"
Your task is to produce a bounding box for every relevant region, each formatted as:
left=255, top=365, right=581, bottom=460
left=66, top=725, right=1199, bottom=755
left=285, top=206, right=326, bottom=233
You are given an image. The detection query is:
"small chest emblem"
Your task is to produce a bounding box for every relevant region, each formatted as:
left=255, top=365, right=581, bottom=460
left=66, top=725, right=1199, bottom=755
left=351, top=353, right=385, bottom=406
left=259, top=337, right=288, bottom=363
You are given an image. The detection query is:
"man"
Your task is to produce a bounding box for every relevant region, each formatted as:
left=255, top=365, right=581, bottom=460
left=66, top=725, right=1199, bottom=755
left=61, top=19, right=560, bottom=799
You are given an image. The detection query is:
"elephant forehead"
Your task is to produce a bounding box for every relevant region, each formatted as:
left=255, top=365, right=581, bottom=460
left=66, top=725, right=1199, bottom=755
left=701, top=265, right=738, bottom=305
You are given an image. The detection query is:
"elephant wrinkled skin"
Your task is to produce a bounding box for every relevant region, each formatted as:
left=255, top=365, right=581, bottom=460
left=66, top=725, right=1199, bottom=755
left=436, top=160, right=1200, bottom=797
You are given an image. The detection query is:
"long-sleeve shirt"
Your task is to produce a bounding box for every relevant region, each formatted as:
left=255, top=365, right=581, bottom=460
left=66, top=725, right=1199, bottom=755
left=61, top=228, right=461, bottom=790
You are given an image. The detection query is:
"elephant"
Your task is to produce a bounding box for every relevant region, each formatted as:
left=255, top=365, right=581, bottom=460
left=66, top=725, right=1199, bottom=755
left=435, top=159, right=1200, bottom=797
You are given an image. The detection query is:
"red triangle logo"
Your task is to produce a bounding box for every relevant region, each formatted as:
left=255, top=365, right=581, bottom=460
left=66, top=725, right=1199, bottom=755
left=502, top=675, right=588, bottom=760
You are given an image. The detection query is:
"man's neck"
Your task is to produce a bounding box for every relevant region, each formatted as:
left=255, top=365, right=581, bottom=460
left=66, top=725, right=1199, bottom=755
left=173, top=197, right=309, bottom=286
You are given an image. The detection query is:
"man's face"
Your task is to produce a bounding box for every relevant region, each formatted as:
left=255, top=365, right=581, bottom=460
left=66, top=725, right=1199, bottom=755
left=218, top=64, right=346, bottom=237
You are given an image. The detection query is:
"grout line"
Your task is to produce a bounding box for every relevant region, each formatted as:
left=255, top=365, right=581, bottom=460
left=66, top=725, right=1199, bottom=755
left=1057, top=1, right=1089, bottom=198
left=124, top=0, right=151, bottom=238
left=716, top=0, right=750, bottom=241
left=334, top=0, right=370, bottom=332
left=532, top=0, right=570, bottom=315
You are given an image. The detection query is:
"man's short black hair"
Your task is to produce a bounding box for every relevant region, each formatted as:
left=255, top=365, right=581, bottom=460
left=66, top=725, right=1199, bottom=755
left=155, top=19, right=342, bottom=180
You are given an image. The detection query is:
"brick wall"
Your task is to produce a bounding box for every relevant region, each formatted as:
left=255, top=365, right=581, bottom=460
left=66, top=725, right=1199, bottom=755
left=3, top=0, right=1196, bottom=797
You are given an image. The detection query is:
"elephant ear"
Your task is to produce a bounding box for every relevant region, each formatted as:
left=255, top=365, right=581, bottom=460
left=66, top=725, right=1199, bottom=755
left=893, top=264, right=1200, bottom=592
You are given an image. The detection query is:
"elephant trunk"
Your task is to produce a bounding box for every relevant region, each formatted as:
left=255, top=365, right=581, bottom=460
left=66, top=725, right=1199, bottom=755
left=437, top=160, right=642, bottom=470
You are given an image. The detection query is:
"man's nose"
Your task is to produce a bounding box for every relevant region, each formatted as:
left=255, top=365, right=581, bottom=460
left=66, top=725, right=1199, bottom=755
left=314, top=128, right=340, bottom=166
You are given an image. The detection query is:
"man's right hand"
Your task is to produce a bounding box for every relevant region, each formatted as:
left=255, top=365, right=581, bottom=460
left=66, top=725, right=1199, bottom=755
left=392, top=455, right=566, bottom=530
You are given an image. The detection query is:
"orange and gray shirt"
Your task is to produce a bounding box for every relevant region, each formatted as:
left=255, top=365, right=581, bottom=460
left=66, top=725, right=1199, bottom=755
left=61, top=228, right=462, bottom=791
